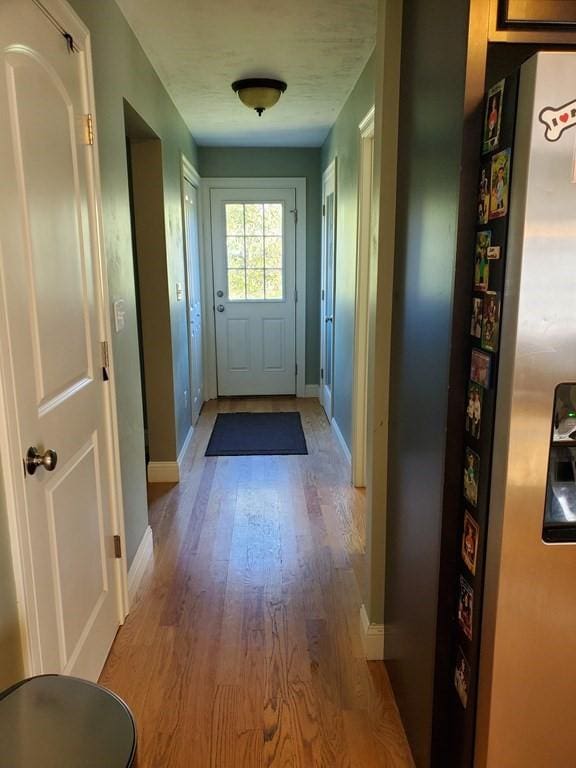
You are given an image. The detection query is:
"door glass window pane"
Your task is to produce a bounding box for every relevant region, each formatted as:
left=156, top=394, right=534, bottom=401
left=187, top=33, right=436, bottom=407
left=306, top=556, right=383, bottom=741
left=228, top=269, right=246, bottom=300
left=226, top=204, right=244, bottom=235
left=245, top=236, right=264, bottom=268
left=264, top=204, right=282, bottom=235
left=246, top=269, right=265, bottom=299
left=225, top=202, right=284, bottom=301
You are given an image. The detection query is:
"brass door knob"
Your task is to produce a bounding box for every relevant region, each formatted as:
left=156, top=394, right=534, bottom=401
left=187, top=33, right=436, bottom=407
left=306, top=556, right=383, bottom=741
left=25, top=447, right=58, bottom=475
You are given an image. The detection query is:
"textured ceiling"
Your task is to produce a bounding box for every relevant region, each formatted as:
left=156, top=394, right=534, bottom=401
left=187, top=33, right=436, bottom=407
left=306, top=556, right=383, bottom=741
left=114, top=0, right=378, bottom=146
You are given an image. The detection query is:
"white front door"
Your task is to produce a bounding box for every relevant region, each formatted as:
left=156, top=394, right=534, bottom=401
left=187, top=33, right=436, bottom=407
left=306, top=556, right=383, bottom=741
left=210, top=188, right=297, bottom=396
left=183, top=178, right=204, bottom=424
left=320, top=162, right=336, bottom=419
left=0, top=0, right=122, bottom=680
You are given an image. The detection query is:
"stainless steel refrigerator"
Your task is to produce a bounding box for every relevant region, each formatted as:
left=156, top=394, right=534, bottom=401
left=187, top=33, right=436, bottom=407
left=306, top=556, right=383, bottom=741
left=475, top=50, right=576, bottom=766
left=432, top=51, right=576, bottom=767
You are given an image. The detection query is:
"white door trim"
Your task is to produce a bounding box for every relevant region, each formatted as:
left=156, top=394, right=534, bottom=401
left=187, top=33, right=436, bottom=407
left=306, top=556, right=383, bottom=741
left=180, top=154, right=204, bottom=423
left=320, top=160, right=337, bottom=419
left=201, top=177, right=307, bottom=398
left=0, top=0, right=128, bottom=676
left=352, top=106, right=375, bottom=488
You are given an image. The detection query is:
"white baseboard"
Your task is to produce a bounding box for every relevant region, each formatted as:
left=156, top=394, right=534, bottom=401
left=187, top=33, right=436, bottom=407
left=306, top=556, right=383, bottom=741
left=331, top=417, right=352, bottom=465
left=304, top=385, right=320, bottom=398
left=147, top=461, right=179, bottom=483
left=127, top=525, right=153, bottom=605
left=360, top=604, right=385, bottom=660
left=147, top=425, right=195, bottom=483
left=178, top=426, right=194, bottom=467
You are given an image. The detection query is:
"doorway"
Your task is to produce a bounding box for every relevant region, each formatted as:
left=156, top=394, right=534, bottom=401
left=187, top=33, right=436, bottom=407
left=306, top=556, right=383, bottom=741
left=124, top=104, right=172, bottom=473
left=352, top=108, right=375, bottom=488
left=320, top=160, right=337, bottom=420
left=0, top=0, right=125, bottom=680
left=181, top=162, right=204, bottom=424
left=202, top=178, right=307, bottom=399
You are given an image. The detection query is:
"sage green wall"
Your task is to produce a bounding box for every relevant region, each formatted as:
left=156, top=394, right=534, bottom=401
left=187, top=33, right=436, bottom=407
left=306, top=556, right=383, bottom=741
left=321, top=54, right=375, bottom=449
left=69, top=0, right=198, bottom=565
left=198, top=147, right=321, bottom=385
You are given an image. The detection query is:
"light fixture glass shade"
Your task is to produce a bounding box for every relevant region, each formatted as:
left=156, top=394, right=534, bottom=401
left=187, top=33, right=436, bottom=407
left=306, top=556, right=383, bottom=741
left=232, top=78, right=287, bottom=116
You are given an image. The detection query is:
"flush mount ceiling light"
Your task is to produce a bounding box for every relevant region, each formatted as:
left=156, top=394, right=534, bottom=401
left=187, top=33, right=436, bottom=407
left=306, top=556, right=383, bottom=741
left=231, top=78, right=287, bottom=116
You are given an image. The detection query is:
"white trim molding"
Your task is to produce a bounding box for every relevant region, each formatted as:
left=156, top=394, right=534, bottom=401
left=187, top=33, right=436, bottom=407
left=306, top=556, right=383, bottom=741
left=148, top=425, right=194, bottom=483
left=351, top=105, right=376, bottom=489
left=360, top=604, right=385, bottom=660
left=147, top=461, right=179, bottom=483
left=178, top=425, right=194, bottom=466
left=201, top=177, right=307, bottom=399
left=127, top=525, right=154, bottom=605
left=304, top=385, right=320, bottom=398
left=331, top=417, right=351, bottom=466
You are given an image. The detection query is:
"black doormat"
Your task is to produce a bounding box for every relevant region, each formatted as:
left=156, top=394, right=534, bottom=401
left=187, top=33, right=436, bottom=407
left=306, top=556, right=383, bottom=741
left=205, top=412, right=308, bottom=457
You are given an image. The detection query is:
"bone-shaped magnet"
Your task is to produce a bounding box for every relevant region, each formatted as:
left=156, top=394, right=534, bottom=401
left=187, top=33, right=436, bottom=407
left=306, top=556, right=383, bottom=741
left=539, top=99, right=576, bottom=142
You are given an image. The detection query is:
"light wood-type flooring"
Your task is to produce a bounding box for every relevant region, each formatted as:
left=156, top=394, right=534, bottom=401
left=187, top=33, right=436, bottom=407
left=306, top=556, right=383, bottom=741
left=100, top=397, right=414, bottom=767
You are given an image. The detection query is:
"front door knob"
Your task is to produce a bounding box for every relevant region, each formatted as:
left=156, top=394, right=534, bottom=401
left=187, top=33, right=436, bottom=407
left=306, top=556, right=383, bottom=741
left=216, top=304, right=225, bottom=312
left=216, top=290, right=224, bottom=297
left=25, top=447, right=58, bottom=475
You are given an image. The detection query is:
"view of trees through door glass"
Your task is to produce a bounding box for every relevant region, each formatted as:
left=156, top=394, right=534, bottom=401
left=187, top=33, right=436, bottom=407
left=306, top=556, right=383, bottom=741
left=225, top=202, right=283, bottom=300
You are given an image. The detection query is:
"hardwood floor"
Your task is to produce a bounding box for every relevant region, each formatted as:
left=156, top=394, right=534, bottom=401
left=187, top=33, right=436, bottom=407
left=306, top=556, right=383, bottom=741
left=100, top=398, right=414, bottom=767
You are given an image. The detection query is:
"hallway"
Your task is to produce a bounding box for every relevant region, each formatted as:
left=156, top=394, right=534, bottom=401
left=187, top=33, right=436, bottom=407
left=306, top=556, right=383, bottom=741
left=100, top=398, right=413, bottom=766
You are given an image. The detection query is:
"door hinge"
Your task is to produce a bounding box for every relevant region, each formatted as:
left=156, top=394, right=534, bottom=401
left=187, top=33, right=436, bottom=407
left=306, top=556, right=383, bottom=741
left=290, top=208, right=298, bottom=224
left=321, top=289, right=325, bottom=301
left=321, top=367, right=324, bottom=379
left=82, top=113, right=94, bottom=146
left=113, top=535, right=122, bottom=558
left=101, top=341, right=110, bottom=381
left=322, top=203, right=326, bottom=217
left=295, top=363, right=298, bottom=376
left=294, top=289, right=298, bottom=303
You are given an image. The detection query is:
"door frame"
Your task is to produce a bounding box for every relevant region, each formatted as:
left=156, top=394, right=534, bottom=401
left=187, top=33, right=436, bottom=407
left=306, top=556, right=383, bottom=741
left=0, top=0, right=128, bottom=676
left=351, top=107, right=375, bottom=487
left=200, top=177, right=307, bottom=399
left=180, top=155, right=203, bottom=427
left=320, top=159, right=337, bottom=419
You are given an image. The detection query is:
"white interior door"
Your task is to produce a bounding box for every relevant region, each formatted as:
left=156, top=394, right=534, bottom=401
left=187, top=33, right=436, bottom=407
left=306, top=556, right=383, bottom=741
left=183, top=178, right=204, bottom=424
left=0, top=0, right=122, bottom=680
left=210, top=187, right=297, bottom=396
left=321, top=162, right=336, bottom=419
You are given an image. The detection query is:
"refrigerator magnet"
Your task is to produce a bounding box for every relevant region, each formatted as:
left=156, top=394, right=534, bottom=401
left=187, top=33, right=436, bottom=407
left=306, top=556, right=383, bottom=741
left=483, top=79, right=505, bottom=154
left=489, top=149, right=511, bottom=220
left=462, top=511, right=479, bottom=576
left=474, top=231, right=491, bottom=291
left=465, top=381, right=483, bottom=440
left=470, top=349, right=491, bottom=389
left=458, top=575, right=474, bottom=640
left=463, top=447, right=480, bottom=507
left=477, top=162, right=491, bottom=224
left=481, top=291, right=500, bottom=352
left=455, top=647, right=471, bottom=708
left=470, top=297, right=483, bottom=339
left=487, top=245, right=501, bottom=260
